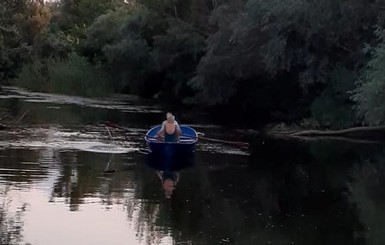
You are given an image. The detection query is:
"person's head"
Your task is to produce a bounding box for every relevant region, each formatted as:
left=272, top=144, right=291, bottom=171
left=166, top=112, right=173, bottom=118
left=166, top=112, right=175, bottom=123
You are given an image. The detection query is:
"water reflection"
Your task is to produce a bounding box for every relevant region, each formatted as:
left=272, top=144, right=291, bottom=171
left=146, top=152, right=194, bottom=200
left=0, top=186, right=25, bottom=245
left=2, top=87, right=385, bottom=244
left=156, top=170, right=180, bottom=199
left=349, top=150, right=385, bottom=245
left=0, top=86, right=162, bottom=129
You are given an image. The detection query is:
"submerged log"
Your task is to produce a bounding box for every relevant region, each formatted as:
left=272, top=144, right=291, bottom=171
left=269, top=125, right=385, bottom=141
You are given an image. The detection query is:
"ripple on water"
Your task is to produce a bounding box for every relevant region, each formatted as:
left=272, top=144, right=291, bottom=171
left=1, top=86, right=162, bottom=113
left=0, top=127, right=137, bottom=154
left=196, top=143, right=250, bottom=156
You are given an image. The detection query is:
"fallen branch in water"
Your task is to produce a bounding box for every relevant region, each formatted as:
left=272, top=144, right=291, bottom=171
left=272, top=134, right=382, bottom=144
left=14, top=110, right=29, bottom=124
left=0, top=115, right=8, bottom=122
left=269, top=125, right=385, bottom=141
left=290, top=125, right=385, bottom=136
left=0, top=114, right=9, bottom=130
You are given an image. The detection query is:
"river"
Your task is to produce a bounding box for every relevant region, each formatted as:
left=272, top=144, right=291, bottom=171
left=0, top=86, right=384, bottom=245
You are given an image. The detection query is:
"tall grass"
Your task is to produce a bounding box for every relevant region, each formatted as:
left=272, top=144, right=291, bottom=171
left=15, top=53, right=113, bottom=97
left=16, top=59, right=50, bottom=92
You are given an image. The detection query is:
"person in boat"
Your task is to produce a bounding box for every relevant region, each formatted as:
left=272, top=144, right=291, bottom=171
left=156, top=112, right=182, bottom=142
left=156, top=170, right=180, bottom=199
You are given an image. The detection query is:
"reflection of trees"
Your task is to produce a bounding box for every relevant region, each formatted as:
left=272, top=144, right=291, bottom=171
left=0, top=88, right=158, bottom=128
left=51, top=152, right=134, bottom=211
left=2, top=132, right=384, bottom=244
left=0, top=187, right=26, bottom=245
left=130, top=138, right=383, bottom=245
left=0, top=98, right=22, bottom=118
left=0, top=149, right=48, bottom=183
left=124, top=156, right=170, bottom=245
left=349, top=150, right=385, bottom=245
left=13, top=101, right=112, bottom=126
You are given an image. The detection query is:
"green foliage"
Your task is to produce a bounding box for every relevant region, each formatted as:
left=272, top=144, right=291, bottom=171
left=83, top=4, right=205, bottom=99
left=16, top=53, right=113, bottom=97
left=18, top=1, right=52, bottom=44
left=246, top=0, right=372, bottom=81
left=83, top=6, right=160, bottom=95
left=352, top=29, right=385, bottom=125
left=311, top=66, right=356, bottom=128
left=58, top=0, right=121, bottom=28
left=104, top=34, right=154, bottom=95
left=0, top=0, right=54, bottom=83
left=35, top=29, right=73, bottom=59
left=0, top=1, right=33, bottom=82
left=119, top=5, right=168, bottom=43
left=15, top=57, right=49, bottom=91
left=188, top=0, right=381, bottom=126
left=83, top=7, right=132, bottom=63
left=188, top=1, right=245, bottom=105
left=48, top=52, right=113, bottom=97
left=139, top=0, right=195, bottom=21
left=152, top=24, right=206, bottom=101
left=5, top=0, right=385, bottom=128
left=52, top=0, right=123, bottom=50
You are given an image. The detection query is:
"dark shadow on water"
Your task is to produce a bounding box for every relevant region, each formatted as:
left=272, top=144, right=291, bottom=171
left=146, top=151, right=195, bottom=171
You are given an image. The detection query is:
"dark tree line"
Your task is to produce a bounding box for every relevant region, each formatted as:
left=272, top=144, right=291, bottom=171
left=2, top=0, right=385, bottom=128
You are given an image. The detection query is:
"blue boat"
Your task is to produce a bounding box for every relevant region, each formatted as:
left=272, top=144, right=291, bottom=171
left=145, top=125, right=198, bottom=156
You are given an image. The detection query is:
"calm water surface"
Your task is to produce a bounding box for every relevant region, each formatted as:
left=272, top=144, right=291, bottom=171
left=0, top=87, right=384, bottom=245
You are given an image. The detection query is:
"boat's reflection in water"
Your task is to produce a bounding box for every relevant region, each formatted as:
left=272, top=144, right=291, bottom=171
left=146, top=151, right=195, bottom=199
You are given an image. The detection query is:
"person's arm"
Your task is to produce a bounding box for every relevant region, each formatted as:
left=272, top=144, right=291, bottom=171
left=157, top=121, right=166, bottom=137
left=175, top=121, right=182, bottom=136
left=176, top=121, right=182, bottom=132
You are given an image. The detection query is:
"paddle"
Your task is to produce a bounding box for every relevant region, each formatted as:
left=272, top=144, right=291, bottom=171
left=105, top=121, right=166, bottom=141
left=105, top=121, right=249, bottom=147
left=105, top=121, right=147, bottom=135
left=196, top=135, right=249, bottom=147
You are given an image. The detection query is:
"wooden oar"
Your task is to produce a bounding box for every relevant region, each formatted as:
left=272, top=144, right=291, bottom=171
left=105, top=121, right=147, bottom=135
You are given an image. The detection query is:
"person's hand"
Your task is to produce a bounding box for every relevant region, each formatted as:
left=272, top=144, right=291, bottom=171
left=156, top=134, right=164, bottom=141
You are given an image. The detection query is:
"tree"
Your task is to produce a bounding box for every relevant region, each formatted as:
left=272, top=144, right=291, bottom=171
left=352, top=29, right=385, bottom=125
left=188, top=0, right=380, bottom=125
left=151, top=23, right=206, bottom=102
left=51, top=0, right=124, bottom=49
left=0, top=0, right=51, bottom=83
left=83, top=3, right=206, bottom=99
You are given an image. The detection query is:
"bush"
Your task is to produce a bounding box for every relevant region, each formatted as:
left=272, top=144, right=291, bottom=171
left=311, top=66, right=356, bottom=128
left=352, top=30, right=385, bottom=125
left=48, top=52, right=113, bottom=97
left=15, top=58, right=50, bottom=92
left=15, top=53, right=113, bottom=97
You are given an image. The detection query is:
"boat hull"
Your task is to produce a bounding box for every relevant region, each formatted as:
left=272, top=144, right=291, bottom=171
left=145, top=125, right=198, bottom=157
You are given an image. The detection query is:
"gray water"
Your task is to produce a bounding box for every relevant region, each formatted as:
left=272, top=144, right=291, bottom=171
left=0, top=86, right=384, bottom=245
